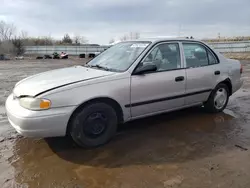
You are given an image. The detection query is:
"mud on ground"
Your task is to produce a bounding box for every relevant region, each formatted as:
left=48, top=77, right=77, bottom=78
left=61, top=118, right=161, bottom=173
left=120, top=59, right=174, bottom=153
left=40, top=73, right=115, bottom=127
left=0, top=59, right=250, bottom=188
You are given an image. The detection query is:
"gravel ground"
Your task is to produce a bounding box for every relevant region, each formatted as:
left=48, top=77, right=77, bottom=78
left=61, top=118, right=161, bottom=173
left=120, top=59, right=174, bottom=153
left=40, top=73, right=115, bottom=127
left=0, top=59, right=250, bottom=188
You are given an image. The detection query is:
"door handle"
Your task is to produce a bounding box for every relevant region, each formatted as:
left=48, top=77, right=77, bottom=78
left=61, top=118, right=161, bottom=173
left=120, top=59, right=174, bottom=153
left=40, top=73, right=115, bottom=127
left=214, top=71, right=220, bottom=75
left=175, top=76, right=184, bottom=82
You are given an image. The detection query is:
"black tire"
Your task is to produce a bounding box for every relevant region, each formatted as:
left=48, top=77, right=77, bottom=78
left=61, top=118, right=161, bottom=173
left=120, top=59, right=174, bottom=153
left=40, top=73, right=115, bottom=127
left=69, top=102, right=118, bottom=148
left=204, top=83, right=229, bottom=113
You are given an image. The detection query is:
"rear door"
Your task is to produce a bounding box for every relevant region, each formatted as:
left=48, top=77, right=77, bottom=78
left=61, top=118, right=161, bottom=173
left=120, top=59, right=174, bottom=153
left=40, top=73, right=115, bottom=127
left=181, top=42, right=220, bottom=105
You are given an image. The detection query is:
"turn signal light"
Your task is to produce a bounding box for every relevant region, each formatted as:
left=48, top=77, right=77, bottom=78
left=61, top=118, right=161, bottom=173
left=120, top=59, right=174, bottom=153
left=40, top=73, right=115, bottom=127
left=40, top=100, right=51, bottom=109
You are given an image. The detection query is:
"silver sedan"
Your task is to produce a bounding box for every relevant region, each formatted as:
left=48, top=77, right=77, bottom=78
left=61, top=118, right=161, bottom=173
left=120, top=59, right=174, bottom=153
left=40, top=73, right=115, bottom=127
left=6, top=38, right=243, bottom=148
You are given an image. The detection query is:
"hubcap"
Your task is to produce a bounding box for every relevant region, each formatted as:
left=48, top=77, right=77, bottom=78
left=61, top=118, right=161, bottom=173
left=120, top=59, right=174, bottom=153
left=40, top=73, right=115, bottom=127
left=214, top=88, right=227, bottom=110
left=83, top=112, right=107, bottom=138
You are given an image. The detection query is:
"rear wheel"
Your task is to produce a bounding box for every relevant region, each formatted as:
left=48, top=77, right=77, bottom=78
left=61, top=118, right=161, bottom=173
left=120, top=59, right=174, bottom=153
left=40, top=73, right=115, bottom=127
left=69, top=102, right=118, bottom=148
left=204, top=83, right=229, bottom=113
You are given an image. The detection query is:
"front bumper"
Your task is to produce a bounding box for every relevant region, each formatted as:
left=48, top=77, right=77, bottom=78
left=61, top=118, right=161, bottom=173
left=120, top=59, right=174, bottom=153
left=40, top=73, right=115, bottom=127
left=5, top=94, right=76, bottom=138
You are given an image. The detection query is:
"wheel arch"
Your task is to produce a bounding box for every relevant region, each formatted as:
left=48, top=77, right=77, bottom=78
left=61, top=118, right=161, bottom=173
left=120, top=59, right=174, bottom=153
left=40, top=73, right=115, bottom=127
left=218, top=78, right=232, bottom=96
left=66, top=97, right=124, bottom=134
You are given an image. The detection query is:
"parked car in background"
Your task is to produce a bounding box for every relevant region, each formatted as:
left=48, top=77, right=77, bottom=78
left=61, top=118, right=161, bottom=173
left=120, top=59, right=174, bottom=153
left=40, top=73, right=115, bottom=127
left=0, top=54, right=10, bottom=60
left=6, top=38, right=243, bottom=148
left=52, top=52, right=60, bottom=59
left=44, top=55, right=52, bottom=59
left=60, top=52, right=68, bottom=59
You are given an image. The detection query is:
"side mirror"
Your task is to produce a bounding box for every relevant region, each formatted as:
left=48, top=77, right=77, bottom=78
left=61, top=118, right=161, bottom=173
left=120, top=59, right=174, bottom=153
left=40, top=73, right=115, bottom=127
left=134, top=62, right=157, bottom=75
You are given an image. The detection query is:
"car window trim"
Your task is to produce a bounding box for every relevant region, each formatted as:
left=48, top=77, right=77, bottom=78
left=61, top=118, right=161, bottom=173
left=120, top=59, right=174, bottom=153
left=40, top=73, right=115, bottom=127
left=206, top=48, right=218, bottom=65
left=132, top=41, right=183, bottom=75
left=181, top=42, right=219, bottom=69
left=205, top=44, right=220, bottom=64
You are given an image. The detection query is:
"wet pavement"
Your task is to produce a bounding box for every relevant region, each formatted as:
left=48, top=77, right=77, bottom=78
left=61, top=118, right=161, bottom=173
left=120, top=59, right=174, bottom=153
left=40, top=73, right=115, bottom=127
left=1, top=59, right=250, bottom=188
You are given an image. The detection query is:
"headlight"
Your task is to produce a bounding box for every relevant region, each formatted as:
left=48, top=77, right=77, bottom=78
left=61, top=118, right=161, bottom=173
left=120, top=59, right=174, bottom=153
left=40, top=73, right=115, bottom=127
left=19, top=97, right=51, bottom=110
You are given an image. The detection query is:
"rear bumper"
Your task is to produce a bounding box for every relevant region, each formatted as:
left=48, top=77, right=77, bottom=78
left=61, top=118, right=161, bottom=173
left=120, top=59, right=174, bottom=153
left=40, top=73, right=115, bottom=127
left=5, top=94, right=76, bottom=138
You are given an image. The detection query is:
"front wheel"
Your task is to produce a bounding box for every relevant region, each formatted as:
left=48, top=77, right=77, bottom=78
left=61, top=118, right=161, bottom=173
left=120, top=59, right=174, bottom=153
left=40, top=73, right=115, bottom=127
left=204, top=83, right=229, bottom=113
left=69, top=102, right=118, bottom=148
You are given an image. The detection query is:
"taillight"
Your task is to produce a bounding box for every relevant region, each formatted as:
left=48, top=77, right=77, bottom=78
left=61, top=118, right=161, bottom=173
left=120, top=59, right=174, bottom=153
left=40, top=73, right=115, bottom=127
left=240, top=64, right=243, bottom=74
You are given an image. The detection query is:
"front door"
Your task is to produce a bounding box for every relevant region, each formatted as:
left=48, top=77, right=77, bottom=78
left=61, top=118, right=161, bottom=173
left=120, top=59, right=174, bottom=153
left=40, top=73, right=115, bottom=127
left=130, top=42, right=186, bottom=118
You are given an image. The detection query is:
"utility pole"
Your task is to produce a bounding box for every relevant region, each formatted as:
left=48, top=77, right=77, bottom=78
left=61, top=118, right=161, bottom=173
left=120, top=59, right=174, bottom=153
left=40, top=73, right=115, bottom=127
left=178, top=24, right=182, bottom=37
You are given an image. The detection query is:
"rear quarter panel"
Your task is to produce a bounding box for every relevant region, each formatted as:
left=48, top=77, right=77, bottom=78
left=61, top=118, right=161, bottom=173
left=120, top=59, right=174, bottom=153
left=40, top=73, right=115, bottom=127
left=225, top=58, right=242, bottom=93
left=214, top=52, right=242, bottom=93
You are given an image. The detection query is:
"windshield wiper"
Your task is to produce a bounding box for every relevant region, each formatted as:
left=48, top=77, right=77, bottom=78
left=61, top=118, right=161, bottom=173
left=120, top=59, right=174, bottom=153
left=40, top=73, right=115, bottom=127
left=83, top=64, right=92, bottom=68
left=84, top=64, right=117, bottom=72
left=91, top=64, right=110, bottom=71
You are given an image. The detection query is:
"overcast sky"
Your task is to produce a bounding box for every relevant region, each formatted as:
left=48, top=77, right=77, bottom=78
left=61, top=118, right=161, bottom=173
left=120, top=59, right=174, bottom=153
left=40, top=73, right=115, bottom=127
left=1, top=0, right=250, bottom=44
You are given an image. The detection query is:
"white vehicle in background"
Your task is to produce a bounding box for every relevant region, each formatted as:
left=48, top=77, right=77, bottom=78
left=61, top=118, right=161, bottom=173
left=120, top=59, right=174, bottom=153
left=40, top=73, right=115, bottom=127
left=94, top=52, right=101, bottom=56
left=60, top=52, right=68, bottom=59
left=6, top=38, right=243, bottom=148
left=15, top=56, right=24, bottom=60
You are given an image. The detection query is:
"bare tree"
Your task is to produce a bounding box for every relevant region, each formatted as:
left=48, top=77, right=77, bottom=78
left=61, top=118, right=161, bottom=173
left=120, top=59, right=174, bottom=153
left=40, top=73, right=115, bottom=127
left=20, top=30, right=28, bottom=39
left=129, top=32, right=133, bottom=40
left=12, top=36, right=25, bottom=56
left=73, top=35, right=88, bottom=45
left=0, top=21, right=16, bottom=55
left=0, top=21, right=16, bottom=41
left=120, top=32, right=140, bottom=41
left=135, top=32, right=140, bottom=39
left=73, top=35, right=81, bottom=44
left=0, top=40, right=14, bottom=54
left=109, top=38, right=115, bottom=44
left=11, top=30, right=29, bottom=56
left=120, top=34, right=128, bottom=41
left=29, top=36, right=53, bottom=46
left=43, top=36, right=53, bottom=45
left=0, top=21, right=29, bottom=56
left=130, top=32, right=140, bottom=40
left=62, top=33, right=72, bottom=44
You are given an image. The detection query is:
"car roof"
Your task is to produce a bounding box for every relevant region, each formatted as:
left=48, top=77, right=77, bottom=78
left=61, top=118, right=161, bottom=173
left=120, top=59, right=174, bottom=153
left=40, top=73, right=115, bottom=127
left=128, top=37, right=202, bottom=43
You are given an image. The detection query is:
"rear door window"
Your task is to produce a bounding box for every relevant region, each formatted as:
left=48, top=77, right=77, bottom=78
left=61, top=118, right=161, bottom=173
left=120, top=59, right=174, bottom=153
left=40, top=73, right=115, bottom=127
left=183, top=43, right=209, bottom=68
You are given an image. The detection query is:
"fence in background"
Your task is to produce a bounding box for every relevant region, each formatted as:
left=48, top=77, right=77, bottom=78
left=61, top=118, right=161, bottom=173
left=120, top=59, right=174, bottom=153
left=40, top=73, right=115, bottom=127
left=24, top=45, right=111, bottom=56
left=24, top=41, right=250, bottom=55
left=208, top=41, right=250, bottom=53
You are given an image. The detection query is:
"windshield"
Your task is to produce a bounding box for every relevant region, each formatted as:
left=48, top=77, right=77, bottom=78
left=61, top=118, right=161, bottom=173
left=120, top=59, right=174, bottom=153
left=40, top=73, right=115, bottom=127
left=86, top=41, right=151, bottom=72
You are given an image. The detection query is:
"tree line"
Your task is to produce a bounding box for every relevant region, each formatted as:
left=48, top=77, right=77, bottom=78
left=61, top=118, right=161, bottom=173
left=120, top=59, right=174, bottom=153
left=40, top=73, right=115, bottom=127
left=203, top=36, right=250, bottom=43
left=109, top=32, right=140, bottom=44
left=0, top=20, right=88, bottom=56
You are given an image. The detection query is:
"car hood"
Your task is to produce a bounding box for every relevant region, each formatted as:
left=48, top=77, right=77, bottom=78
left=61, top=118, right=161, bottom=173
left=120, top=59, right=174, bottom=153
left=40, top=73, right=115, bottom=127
left=13, top=66, right=115, bottom=97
